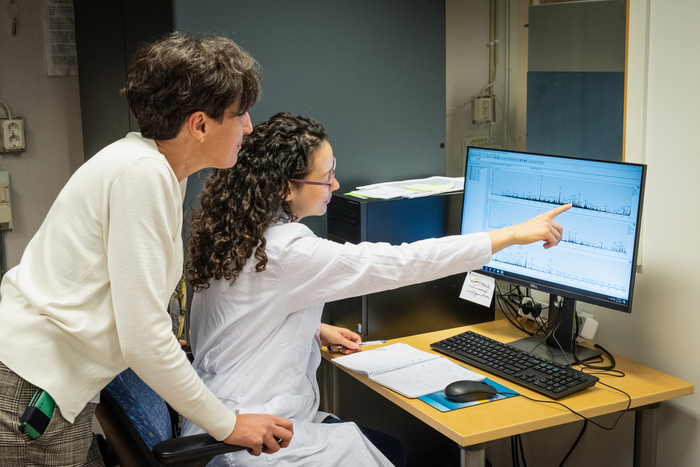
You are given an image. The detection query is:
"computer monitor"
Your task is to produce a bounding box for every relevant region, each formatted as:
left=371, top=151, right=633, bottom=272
left=461, top=146, right=646, bottom=364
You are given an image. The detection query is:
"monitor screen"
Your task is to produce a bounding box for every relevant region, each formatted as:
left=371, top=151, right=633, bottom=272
left=461, top=146, right=646, bottom=313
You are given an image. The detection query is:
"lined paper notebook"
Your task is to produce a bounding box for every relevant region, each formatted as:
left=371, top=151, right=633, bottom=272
left=332, top=343, right=485, bottom=398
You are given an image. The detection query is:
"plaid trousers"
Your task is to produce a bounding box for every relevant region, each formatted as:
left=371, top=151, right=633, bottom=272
left=0, top=361, right=104, bottom=467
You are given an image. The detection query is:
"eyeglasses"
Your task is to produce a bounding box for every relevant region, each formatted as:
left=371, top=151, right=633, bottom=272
left=290, top=157, right=336, bottom=191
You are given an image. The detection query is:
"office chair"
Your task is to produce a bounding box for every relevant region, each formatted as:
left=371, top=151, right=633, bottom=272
left=95, top=368, right=246, bottom=467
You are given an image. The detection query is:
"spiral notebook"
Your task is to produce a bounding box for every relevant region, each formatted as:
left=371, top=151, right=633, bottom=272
left=332, top=343, right=485, bottom=398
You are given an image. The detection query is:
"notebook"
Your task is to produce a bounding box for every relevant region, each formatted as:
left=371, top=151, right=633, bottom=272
left=332, top=343, right=484, bottom=398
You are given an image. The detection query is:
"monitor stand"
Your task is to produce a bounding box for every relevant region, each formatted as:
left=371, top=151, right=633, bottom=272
left=505, top=295, right=602, bottom=366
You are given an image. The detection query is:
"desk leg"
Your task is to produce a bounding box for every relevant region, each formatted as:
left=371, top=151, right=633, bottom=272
left=330, top=362, right=340, bottom=415
left=460, top=443, right=486, bottom=467
left=318, top=358, right=340, bottom=415
left=633, top=402, right=661, bottom=467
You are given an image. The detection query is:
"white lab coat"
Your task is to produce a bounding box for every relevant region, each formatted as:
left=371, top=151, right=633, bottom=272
left=182, top=221, right=492, bottom=466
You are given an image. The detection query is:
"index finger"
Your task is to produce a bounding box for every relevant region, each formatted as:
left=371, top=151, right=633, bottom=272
left=338, top=327, right=361, bottom=343
left=546, top=203, right=572, bottom=219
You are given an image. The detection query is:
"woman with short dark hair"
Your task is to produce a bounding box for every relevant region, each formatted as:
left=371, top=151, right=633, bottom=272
left=0, top=33, right=292, bottom=466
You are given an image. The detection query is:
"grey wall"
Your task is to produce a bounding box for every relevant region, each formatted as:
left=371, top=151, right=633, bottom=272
left=174, top=0, right=446, bottom=236
left=527, top=1, right=626, bottom=73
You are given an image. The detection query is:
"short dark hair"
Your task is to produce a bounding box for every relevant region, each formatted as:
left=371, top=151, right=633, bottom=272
left=123, top=32, right=261, bottom=140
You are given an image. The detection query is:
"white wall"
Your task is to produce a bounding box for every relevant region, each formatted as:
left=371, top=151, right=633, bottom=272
left=0, top=0, right=84, bottom=270
left=599, top=0, right=700, bottom=464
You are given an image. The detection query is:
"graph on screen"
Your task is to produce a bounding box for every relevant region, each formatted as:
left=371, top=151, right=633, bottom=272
left=462, top=149, right=644, bottom=304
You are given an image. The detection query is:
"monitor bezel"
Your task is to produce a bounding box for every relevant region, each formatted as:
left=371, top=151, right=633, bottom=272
left=462, top=146, right=647, bottom=314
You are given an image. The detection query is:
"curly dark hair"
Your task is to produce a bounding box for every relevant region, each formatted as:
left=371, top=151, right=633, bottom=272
left=123, top=32, right=261, bottom=140
left=187, top=112, right=328, bottom=291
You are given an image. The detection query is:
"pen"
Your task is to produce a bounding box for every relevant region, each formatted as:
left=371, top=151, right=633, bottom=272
left=327, top=340, right=386, bottom=352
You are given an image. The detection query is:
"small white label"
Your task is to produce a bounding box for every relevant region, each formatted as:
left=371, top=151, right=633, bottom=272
left=459, top=271, right=495, bottom=307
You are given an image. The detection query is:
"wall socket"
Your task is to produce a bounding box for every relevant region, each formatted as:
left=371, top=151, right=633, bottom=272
left=1, top=117, right=25, bottom=152
left=472, top=97, right=495, bottom=123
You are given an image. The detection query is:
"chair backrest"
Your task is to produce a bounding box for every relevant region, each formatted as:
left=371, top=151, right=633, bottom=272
left=96, top=369, right=175, bottom=467
left=107, top=369, right=174, bottom=448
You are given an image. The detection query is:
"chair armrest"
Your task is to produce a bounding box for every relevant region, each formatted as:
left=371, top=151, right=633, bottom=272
left=152, top=433, right=247, bottom=467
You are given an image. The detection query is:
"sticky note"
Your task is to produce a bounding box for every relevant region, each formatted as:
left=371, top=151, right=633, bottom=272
left=459, top=271, right=495, bottom=307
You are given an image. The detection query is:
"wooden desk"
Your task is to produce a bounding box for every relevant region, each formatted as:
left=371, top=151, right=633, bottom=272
left=321, top=319, right=693, bottom=467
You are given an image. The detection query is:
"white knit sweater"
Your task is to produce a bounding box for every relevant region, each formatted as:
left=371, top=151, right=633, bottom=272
left=0, top=133, right=236, bottom=441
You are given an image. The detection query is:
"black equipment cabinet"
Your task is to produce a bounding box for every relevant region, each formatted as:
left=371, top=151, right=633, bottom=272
left=322, top=192, right=494, bottom=340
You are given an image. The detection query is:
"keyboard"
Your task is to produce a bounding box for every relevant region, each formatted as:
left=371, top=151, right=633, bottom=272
left=430, top=330, right=599, bottom=399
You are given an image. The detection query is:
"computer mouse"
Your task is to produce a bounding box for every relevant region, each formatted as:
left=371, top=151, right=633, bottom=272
left=444, top=380, right=498, bottom=403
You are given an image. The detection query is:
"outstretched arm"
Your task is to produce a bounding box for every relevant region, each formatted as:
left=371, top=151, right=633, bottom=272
left=488, top=204, right=572, bottom=254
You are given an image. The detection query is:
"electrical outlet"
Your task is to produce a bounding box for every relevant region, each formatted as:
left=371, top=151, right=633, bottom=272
left=472, top=97, right=495, bottom=123
left=1, top=118, right=25, bottom=152
left=576, top=311, right=598, bottom=340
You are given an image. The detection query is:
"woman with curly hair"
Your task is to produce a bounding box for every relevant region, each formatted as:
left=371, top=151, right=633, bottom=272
left=0, top=34, right=293, bottom=466
left=183, top=112, right=571, bottom=466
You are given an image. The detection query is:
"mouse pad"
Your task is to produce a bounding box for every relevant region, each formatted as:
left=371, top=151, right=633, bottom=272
left=418, top=378, right=518, bottom=412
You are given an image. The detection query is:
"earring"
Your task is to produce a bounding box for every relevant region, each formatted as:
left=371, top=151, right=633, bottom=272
left=199, top=137, right=205, bottom=143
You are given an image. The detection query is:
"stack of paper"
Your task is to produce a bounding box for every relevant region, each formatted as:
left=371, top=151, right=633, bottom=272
left=346, top=176, right=464, bottom=200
